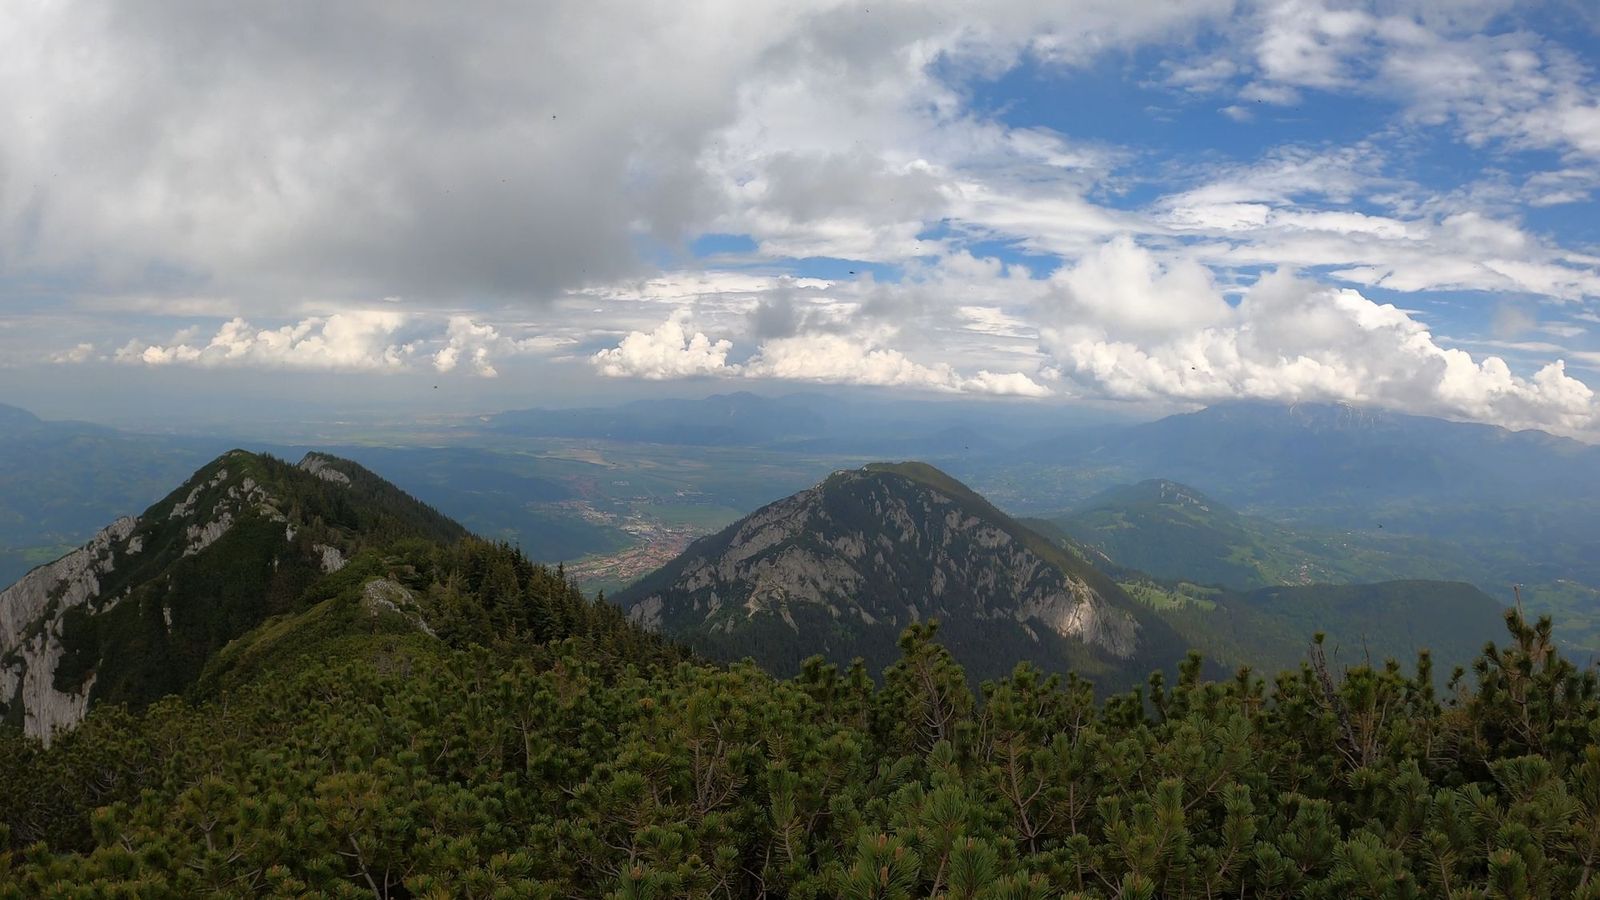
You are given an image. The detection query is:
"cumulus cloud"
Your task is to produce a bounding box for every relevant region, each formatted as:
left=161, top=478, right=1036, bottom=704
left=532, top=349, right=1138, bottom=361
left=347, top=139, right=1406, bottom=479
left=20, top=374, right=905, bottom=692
left=431, top=316, right=569, bottom=378
left=49, top=344, right=96, bottom=364
left=432, top=320, right=498, bottom=378
left=112, top=312, right=413, bottom=371
left=94, top=311, right=571, bottom=376
left=590, top=311, right=735, bottom=380
left=1040, top=240, right=1599, bottom=434
left=590, top=309, right=1051, bottom=396
left=745, top=331, right=1051, bottom=396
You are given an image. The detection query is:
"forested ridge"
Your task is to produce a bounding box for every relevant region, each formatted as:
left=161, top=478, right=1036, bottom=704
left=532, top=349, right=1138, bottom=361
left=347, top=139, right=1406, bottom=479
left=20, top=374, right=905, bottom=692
left=3, top=531, right=1599, bottom=898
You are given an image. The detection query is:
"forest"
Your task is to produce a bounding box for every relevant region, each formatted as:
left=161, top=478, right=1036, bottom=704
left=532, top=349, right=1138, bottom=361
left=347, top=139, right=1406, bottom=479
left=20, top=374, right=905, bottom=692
left=3, top=538, right=1598, bottom=898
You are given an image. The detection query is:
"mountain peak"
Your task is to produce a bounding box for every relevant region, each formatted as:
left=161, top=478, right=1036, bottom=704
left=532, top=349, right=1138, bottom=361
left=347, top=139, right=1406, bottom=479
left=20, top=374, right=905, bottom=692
left=615, top=461, right=1185, bottom=686
left=1, top=449, right=465, bottom=742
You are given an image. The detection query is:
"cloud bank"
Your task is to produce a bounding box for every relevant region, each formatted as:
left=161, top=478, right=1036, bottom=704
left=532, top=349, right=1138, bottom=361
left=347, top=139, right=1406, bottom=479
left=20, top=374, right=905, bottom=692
left=1040, top=241, right=1597, bottom=433
left=590, top=311, right=1052, bottom=397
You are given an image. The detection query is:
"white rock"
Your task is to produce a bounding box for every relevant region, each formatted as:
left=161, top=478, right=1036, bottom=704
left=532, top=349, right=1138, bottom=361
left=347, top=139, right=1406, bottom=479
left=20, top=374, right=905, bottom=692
left=360, top=578, right=436, bottom=637
left=315, top=543, right=347, bottom=573
left=299, top=455, right=351, bottom=485
left=184, top=512, right=235, bottom=557
left=169, top=469, right=229, bottom=519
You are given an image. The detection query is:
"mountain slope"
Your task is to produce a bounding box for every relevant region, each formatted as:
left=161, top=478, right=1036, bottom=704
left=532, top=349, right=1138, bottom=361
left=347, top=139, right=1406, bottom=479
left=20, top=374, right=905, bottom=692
left=1057, top=480, right=1303, bottom=589
left=0, top=450, right=465, bottom=741
left=1062, top=401, right=1600, bottom=511
left=1161, top=580, right=1509, bottom=678
left=614, top=461, right=1189, bottom=687
left=1024, top=486, right=1512, bottom=677
left=1053, top=478, right=1476, bottom=589
left=1047, top=475, right=1600, bottom=656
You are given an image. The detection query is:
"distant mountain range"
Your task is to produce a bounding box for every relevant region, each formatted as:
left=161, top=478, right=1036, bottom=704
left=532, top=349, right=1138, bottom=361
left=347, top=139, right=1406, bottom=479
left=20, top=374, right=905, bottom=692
left=1032, top=400, right=1600, bottom=522
left=2, top=440, right=1519, bottom=749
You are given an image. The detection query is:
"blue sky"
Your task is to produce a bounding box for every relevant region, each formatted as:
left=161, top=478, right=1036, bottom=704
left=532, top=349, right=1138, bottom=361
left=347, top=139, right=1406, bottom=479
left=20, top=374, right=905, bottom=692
left=2, top=0, right=1600, bottom=437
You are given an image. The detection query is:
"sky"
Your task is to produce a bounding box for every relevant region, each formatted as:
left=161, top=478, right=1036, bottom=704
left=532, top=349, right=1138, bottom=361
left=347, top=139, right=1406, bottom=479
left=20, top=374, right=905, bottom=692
left=3, top=0, right=1600, bottom=437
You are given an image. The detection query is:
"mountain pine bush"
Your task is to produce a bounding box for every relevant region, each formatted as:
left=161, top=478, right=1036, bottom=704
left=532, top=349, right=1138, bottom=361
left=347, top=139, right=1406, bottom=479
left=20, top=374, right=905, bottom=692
left=2, top=539, right=1598, bottom=898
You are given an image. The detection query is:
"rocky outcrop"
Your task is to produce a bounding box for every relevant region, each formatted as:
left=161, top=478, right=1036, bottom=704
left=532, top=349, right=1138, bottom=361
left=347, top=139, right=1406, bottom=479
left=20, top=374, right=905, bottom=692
left=0, top=516, right=137, bottom=742
left=299, top=454, right=351, bottom=485
left=360, top=578, right=436, bottom=637
left=1012, top=577, right=1139, bottom=658
left=315, top=543, right=347, bottom=573
left=626, top=594, right=664, bottom=631
left=184, top=512, right=235, bottom=556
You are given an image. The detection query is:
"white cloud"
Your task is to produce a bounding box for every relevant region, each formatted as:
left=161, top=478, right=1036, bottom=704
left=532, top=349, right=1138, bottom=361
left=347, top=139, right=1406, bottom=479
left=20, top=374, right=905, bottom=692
left=590, top=310, right=734, bottom=380
left=958, top=306, right=1033, bottom=338
left=1153, top=149, right=1600, bottom=301
left=1046, top=236, right=1230, bottom=338
left=112, top=312, right=413, bottom=371
left=1039, top=240, right=1599, bottom=435
left=1166, top=56, right=1240, bottom=92
left=744, top=331, right=1051, bottom=396
left=91, top=311, right=572, bottom=377
left=1221, top=1, right=1600, bottom=164
left=0, top=0, right=1238, bottom=310
left=49, top=343, right=96, bottom=364
left=1254, top=0, right=1376, bottom=89
left=430, top=316, right=567, bottom=378
left=590, top=308, right=1051, bottom=396
left=964, top=369, right=1055, bottom=398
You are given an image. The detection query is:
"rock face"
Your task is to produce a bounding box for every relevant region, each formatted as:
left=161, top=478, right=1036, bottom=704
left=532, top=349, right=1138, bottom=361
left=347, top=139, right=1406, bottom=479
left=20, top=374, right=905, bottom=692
left=360, top=578, right=436, bottom=638
left=299, top=453, right=352, bottom=485
left=0, top=517, right=137, bottom=741
left=0, top=449, right=464, bottom=743
left=614, top=462, right=1184, bottom=686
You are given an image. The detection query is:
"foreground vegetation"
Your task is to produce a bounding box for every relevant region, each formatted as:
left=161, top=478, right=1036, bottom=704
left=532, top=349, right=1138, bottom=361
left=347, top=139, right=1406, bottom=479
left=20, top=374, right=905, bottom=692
left=3, top=539, right=1599, bottom=898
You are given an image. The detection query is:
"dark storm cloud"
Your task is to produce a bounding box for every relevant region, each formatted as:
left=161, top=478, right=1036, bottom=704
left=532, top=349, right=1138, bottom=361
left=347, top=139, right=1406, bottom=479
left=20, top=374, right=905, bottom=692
left=1, top=1, right=776, bottom=305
